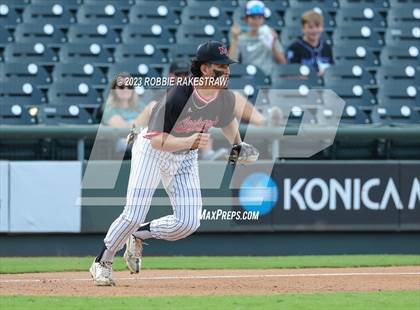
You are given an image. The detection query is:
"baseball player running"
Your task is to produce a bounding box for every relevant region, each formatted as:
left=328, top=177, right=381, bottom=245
left=90, top=41, right=259, bottom=286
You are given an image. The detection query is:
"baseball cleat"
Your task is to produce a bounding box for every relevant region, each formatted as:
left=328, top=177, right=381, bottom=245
left=90, top=260, right=115, bottom=286
left=124, top=235, right=143, bottom=274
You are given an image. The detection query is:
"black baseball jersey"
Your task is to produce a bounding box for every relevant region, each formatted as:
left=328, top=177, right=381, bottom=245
left=287, top=38, right=333, bottom=71
left=145, top=84, right=235, bottom=139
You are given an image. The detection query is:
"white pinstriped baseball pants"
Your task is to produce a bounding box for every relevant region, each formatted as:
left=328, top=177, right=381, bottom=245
left=104, top=129, right=202, bottom=253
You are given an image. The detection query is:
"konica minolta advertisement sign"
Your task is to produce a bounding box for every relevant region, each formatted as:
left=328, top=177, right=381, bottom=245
left=232, top=162, right=420, bottom=231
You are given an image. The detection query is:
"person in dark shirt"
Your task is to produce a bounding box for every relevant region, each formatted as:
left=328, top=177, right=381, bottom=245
left=287, top=10, right=333, bottom=75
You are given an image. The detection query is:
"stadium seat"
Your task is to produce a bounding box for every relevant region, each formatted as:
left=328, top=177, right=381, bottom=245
left=121, top=24, right=174, bottom=46
left=339, top=0, right=390, bottom=10
left=376, top=65, right=420, bottom=85
left=48, top=81, right=103, bottom=108
left=0, top=27, right=13, bottom=47
left=1, top=0, right=30, bottom=9
left=333, top=26, right=384, bottom=51
left=84, top=0, right=134, bottom=7
left=59, top=43, right=113, bottom=66
left=22, top=4, right=75, bottom=27
left=0, top=3, right=21, bottom=29
left=67, top=24, right=120, bottom=46
left=4, top=43, right=58, bottom=65
left=380, top=45, right=420, bottom=68
left=189, top=0, right=239, bottom=11
left=181, top=6, right=233, bottom=30
left=335, top=7, right=387, bottom=31
left=107, top=63, right=160, bottom=82
left=385, top=26, right=420, bottom=46
left=389, top=0, right=420, bottom=5
left=323, top=64, right=375, bottom=86
left=230, top=64, right=270, bottom=86
left=289, top=0, right=339, bottom=8
left=272, top=64, right=320, bottom=86
left=334, top=45, right=379, bottom=67
left=52, top=63, right=107, bottom=88
left=387, top=5, right=420, bottom=27
left=176, top=22, right=229, bottom=45
left=167, top=43, right=198, bottom=62
left=30, top=0, right=82, bottom=10
left=114, top=43, right=168, bottom=66
left=377, top=81, right=420, bottom=108
left=324, top=80, right=377, bottom=107
left=371, top=105, right=420, bottom=125
left=0, top=81, right=45, bottom=106
left=0, top=62, right=51, bottom=87
left=14, top=23, right=67, bottom=45
left=129, top=4, right=180, bottom=27
left=284, top=7, right=336, bottom=29
left=76, top=3, right=128, bottom=28
left=135, top=0, right=186, bottom=11
left=0, top=103, right=36, bottom=125
left=338, top=105, right=371, bottom=124
left=37, top=104, right=94, bottom=125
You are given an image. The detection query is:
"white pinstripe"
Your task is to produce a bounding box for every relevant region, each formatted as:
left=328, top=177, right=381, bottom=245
left=104, top=129, right=201, bottom=253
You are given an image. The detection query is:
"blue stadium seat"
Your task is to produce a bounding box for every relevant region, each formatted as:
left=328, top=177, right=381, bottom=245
left=335, top=7, right=387, bottom=31
left=0, top=27, right=13, bottom=47
left=176, top=22, right=229, bottom=45
left=114, top=44, right=168, bottom=70
left=334, top=45, right=379, bottom=67
left=59, top=43, right=113, bottom=66
left=284, top=7, right=336, bottom=29
left=389, top=0, right=420, bottom=5
left=338, top=105, right=371, bottom=124
left=376, top=65, right=420, bottom=85
left=22, top=4, right=75, bottom=27
left=38, top=104, right=94, bottom=125
left=230, top=64, right=270, bottom=86
left=83, top=0, right=134, bottom=9
left=52, top=63, right=107, bottom=88
left=14, top=23, right=67, bottom=46
left=4, top=43, right=58, bottom=65
left=371, top=105, right=420, bottom=124
left=168, top=43, right=198, bottom=62
left=333, top=26, right=384, bottom=51
left=323, top=64, right=375, bottom=86
left=135, top=0, right=186, bottom=11
left=0, top=63, right=51, bottom=87
left=67, top=24, right=120, bottom=47
left=0, top=103, right=36, bottom=125
left=0, top=3, right=21, bottom=29
left=48, top=82, right=103, bottom=108
left=339, top=0, right=390, bottom=10
left=380, top=45, right=420, bottom=68
left=385, top=26, right=420, bottom=46
left=121, top=24, right=175, bottom=46
left=324, top=80, right=377, bottom=107
left=76, top=3, right=128, bottom=28
left=181, top=5, right=233, bottom=30
left=388, top=5, right=420, bottom=27
left=377, top=80, right=420, bottom=108
left=289, top=0, right=339, bottom=8
left=30, top=0, right=82, bottom=10
left=189, top=0, right=239, bottom=11
left=107, top=63, right=160, bottom=82
left=1, top=0, right=30, bottom=10
left=272, top=64, right=320, bottom=86
left=0, top=81, right=45, bottom=105
left=129, top=4, right=180, bottom=27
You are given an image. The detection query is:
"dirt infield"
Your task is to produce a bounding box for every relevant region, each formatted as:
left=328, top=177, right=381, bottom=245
left=0, top=266, right=419, bottom=297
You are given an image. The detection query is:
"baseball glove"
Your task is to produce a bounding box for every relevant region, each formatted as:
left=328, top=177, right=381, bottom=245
left=126, top=125, right=142, bottom=145
left=227, top=142, right=259, bottom=164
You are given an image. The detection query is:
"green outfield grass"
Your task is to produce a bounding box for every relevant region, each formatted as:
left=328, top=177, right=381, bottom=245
left=1, top=291, right=419, bottom=310
left=0, top=255, right=419, bottom=274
